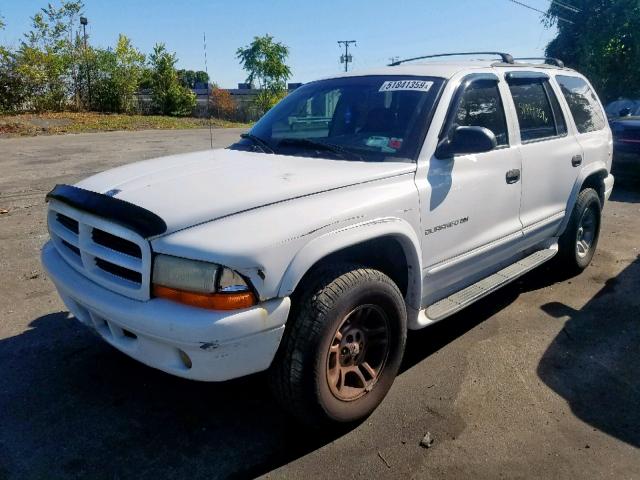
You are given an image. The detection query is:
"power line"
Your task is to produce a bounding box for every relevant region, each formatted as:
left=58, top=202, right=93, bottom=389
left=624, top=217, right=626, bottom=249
left=506, top=0, right=574, bottom=24
left=544, top=0, right=581, bottom=14
left=338, top=40, right=357, bottom=72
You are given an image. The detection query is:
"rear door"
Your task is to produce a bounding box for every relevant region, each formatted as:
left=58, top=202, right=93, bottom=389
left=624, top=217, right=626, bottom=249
left=505, top=72, right=582, bottom=242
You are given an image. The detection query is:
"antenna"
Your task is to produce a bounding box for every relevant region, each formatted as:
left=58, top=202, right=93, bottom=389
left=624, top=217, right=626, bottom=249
left=203, top=32, right=213, bottom=149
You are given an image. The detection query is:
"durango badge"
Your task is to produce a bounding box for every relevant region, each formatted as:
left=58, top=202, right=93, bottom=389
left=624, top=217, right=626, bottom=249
left=425, top=217, right=469, bottom=236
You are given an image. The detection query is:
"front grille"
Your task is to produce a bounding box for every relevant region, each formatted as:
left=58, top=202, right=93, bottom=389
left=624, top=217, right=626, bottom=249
left=93, top=228, right=142, bottom=258
left=47, top=200, right=152, bottom=301
left=62, top=239, right=81, bottom=256
left=56, top=213, right=79, bottom=234
left=95, top=258, right=143, bottom=283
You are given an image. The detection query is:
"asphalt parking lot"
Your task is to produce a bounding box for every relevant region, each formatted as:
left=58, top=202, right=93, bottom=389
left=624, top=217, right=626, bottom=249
left=1, top=129, right=639, bottom=480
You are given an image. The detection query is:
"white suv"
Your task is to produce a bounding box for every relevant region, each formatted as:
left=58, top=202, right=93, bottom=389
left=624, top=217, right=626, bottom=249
left=41, top=52, right=614, bottom=426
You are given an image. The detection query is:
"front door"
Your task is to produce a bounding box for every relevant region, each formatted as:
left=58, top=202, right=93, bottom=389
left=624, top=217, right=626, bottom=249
left=420, top=73, right=523, bottom=305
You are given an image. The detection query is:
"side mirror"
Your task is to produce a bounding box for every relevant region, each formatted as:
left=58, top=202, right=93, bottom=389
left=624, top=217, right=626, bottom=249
left=619, top=107, right=632, bottom=117
left=435, top=126, right=497, bottom=158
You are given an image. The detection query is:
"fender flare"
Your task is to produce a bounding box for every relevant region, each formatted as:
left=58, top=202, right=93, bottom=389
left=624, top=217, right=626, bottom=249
left=277, top=217, right=423, bottom=309
left=557, top=162, right=609, bottom=235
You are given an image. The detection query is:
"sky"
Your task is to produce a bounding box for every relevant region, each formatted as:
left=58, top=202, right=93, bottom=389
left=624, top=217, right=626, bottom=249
left=0, top=0, right=558, bottom=88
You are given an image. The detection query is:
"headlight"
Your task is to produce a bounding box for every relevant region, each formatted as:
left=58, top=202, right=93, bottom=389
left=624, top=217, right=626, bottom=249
left=152, top=254, right=256, bottom=310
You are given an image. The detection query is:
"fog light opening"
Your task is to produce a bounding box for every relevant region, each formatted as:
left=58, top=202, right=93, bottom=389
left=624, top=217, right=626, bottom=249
left=178, top=349, right=192, bottom=369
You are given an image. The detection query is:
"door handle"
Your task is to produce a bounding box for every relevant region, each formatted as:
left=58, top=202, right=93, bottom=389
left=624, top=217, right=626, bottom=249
left=505, top=169, right=521, bottom=184
left=572, top=154, right=583, bottom=167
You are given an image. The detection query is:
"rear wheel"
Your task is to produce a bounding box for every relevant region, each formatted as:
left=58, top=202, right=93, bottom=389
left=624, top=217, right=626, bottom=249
left=269, top=264, right=407, bottom=427
left=557, top=188, right=601, bottom=273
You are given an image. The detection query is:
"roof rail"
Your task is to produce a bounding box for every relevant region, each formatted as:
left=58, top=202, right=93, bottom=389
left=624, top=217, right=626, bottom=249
left=389, top=52, right=514, bottom=66
left=513, top=57, right=565, bottom=68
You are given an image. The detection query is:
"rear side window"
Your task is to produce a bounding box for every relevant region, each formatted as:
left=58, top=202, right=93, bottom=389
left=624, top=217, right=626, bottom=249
left=507, top=78, right=567, bottom=142
left=454, top=80, right=509, bottom=146
left=556, top=75, right=606, bottom=133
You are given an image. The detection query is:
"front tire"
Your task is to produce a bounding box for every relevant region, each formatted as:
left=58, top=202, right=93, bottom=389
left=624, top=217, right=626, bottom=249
left=269, top=264, right=407, bottom=427
left=557, top=187, right=601, bottom=273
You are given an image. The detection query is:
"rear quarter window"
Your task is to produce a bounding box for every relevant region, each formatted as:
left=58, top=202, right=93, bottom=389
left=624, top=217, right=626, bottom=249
left=555, top=75, right=606, bottom=134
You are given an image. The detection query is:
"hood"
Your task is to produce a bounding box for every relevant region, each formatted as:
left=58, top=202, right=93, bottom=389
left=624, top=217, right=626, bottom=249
left=76, top=148, right=415, bottom=235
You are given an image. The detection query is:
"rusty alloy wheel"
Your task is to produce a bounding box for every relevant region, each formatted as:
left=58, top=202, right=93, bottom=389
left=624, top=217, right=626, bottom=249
left=269, top=265, right=407, bottom=425
left=326, top=304, right=390, bottom=401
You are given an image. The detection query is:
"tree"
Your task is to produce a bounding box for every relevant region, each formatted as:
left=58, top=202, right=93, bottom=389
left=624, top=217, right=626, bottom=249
left=111, top=34, right=145, bottom=112
left=0, top=50, right=28, bottom=113
left=0, top=12, right=7, bottom=57
left=209, top=87, right=235, bottom=119
left=177, top=69, right=209, bottom=89
left=544, top=0, right=640, bottom=101
left=138, top=66, right=153, bottom=90
left=90, top=35, right=145, bottom=113
left=148, top=43, right=196, bottom=116
left=236, top=34, right=291, bottom=114
left=17, top=1, right=85, bottom=111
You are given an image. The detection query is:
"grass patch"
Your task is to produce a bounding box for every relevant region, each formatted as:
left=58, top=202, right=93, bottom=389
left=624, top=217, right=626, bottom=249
left=0, top=112, right=251, bottom=137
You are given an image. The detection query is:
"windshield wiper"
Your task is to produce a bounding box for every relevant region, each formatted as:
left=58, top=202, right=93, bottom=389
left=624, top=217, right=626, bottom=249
left=276, top=138, right=364, bottom=161
left=240, top=133, right=274, bottom=153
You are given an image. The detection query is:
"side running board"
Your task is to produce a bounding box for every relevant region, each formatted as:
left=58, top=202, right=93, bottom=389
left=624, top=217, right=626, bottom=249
left=425, top=247, right=557, bottom=322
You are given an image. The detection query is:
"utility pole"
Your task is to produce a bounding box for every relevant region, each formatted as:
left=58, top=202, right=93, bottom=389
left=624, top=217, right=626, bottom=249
left=389, top=56, right=399, bottom=65
left=338, top=40, right=356, bottom=72
left=80, top=16, right=91, bottom=108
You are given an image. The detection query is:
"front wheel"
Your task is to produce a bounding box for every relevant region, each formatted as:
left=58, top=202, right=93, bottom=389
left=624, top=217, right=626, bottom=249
left=269, top=265, right=407, bottom=427
left=557, top=187, right=601, bottom=273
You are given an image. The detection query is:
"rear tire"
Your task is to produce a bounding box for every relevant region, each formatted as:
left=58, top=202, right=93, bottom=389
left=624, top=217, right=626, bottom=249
left=557, top=187, right=601, bottom=274
left=269, top=264, right=407, bottom=427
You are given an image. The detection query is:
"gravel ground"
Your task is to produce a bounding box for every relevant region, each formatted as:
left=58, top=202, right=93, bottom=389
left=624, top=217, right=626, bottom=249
left=0, top=129, right=638, bottom=480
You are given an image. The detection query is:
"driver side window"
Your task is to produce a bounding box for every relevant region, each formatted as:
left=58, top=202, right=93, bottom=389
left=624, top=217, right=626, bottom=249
left=455, top=81, right=509, bottom=146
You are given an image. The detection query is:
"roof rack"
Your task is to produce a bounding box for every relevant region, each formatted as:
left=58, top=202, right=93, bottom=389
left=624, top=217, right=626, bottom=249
left=389, top=52, right=514, bottom=66
left=513, top=57, right=565, bottom=68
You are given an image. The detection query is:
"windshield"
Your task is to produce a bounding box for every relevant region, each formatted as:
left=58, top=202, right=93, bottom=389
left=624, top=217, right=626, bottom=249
left=230, top=75, right=445, bottom=162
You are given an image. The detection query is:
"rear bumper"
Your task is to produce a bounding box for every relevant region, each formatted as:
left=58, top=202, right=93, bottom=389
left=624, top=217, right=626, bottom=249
left=41, top=241, right=290, bottom=381
left=604, top=173, right=615, bottom=202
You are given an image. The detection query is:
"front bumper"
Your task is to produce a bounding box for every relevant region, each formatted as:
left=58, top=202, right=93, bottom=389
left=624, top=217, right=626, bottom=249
left=41, top=242, right=290, bottom=381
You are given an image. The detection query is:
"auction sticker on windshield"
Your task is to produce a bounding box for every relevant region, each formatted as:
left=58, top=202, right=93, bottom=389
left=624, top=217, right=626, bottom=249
left=379, top=80, right=433, bottom=92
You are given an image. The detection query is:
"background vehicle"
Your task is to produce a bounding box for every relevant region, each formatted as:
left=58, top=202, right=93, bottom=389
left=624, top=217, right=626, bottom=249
left=606, top=99, right=640, bottom=119
left=607, top=99, right=640, bottom=155
left=41, top=52, right=614, bottom=426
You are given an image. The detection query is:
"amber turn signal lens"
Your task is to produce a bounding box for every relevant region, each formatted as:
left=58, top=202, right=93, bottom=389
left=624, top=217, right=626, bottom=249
left=152, top=285, right=257, bottom=310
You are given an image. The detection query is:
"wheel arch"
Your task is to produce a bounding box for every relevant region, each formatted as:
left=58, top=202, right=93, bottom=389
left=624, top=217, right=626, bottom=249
left=278, top=217, right=423, bottom=310
left=558, top=164, right=608, bottom=235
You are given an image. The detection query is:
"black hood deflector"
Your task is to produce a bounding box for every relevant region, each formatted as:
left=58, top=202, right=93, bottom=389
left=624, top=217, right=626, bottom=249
left=46, top=184, right=167, bottom=238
